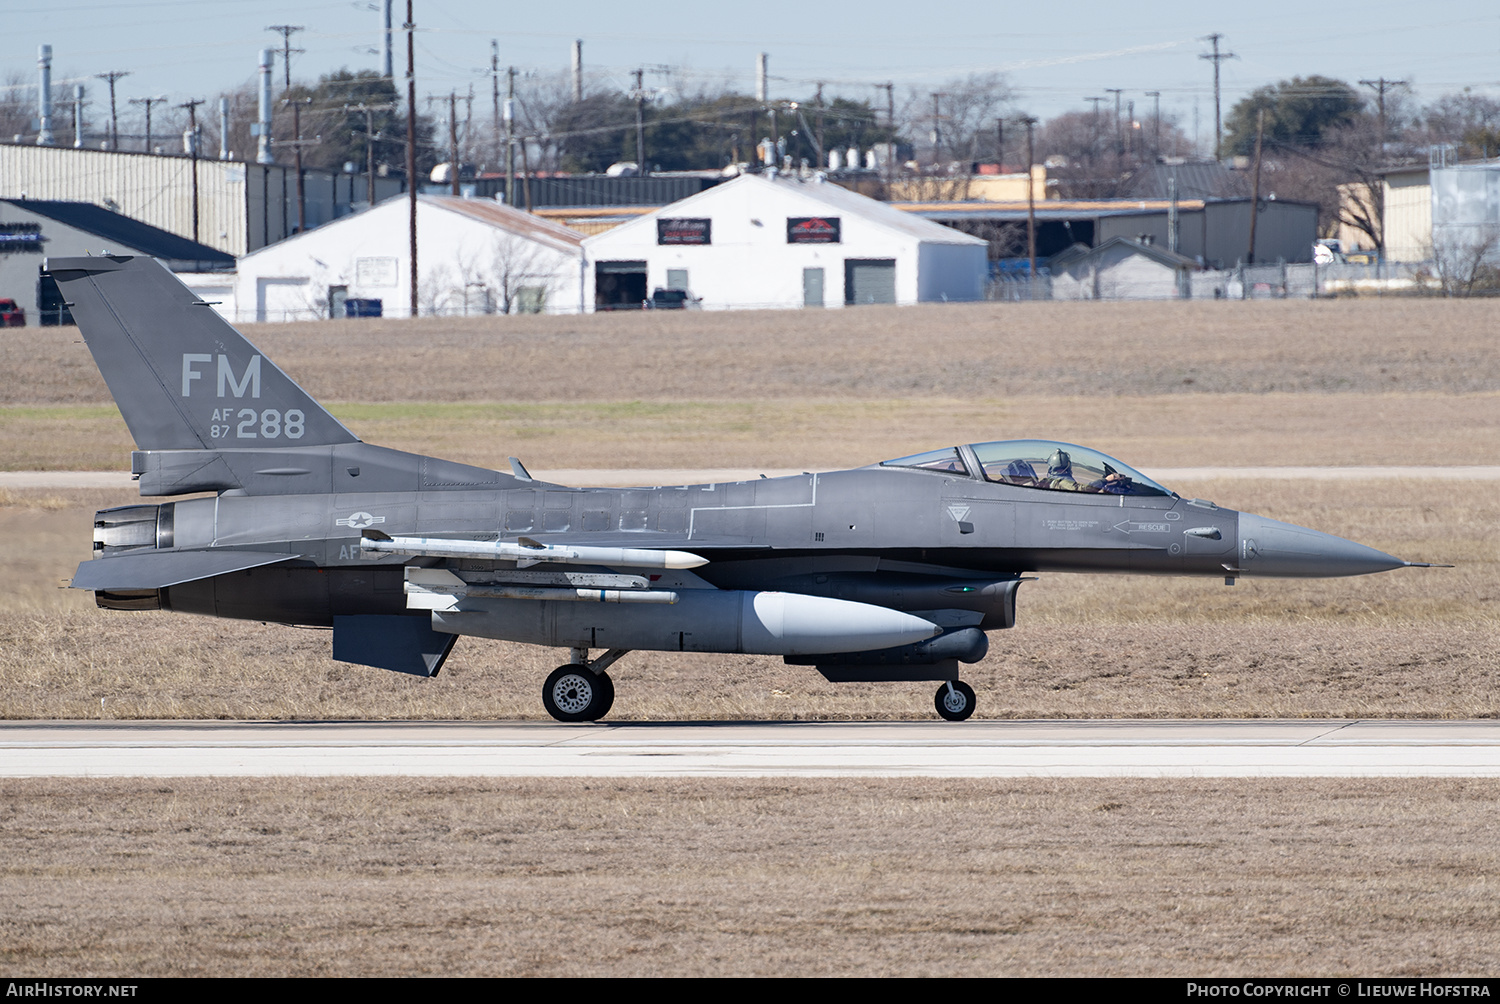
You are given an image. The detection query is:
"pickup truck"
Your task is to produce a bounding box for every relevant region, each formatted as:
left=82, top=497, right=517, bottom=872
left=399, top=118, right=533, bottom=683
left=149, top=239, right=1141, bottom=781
left=0, top=298, right=25, bottom=326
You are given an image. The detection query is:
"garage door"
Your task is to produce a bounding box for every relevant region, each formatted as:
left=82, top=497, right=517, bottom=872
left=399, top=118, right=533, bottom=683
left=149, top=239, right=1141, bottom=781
left=844, top=259, right=896, bottom=305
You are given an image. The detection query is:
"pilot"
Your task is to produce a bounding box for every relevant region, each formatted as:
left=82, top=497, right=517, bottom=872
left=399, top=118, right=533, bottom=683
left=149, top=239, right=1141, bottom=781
left=1040, top=450, right=1085, bottom=491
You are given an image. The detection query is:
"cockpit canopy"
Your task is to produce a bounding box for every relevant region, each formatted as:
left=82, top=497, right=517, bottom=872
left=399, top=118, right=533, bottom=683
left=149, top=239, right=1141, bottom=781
left=881, top=440, right=1173, bottom=497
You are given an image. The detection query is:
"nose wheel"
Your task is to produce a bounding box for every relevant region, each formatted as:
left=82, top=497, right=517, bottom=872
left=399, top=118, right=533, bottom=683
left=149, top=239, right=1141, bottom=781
left=935, top=680, right=976, bottom=722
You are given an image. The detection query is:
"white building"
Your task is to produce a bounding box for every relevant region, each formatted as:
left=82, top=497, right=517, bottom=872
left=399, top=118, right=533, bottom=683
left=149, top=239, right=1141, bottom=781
left=581, top=173, right=987, bottom=310
left=196, top=195, right=586, bottom=322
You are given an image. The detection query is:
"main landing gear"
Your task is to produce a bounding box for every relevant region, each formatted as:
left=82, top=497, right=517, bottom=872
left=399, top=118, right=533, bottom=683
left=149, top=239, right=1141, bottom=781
left=541, top=648, right=629, bottom=723
left=935, top=680, right=976, bottom=722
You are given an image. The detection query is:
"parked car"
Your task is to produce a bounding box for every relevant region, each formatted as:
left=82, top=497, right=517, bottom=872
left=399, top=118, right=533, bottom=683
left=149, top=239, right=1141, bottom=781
left=0, top=298, right=25, bottom=326
left=647, top=287, right=700, bottom=310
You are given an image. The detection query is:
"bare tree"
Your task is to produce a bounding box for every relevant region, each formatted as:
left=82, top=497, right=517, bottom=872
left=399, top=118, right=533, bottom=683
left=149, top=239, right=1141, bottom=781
left=0, top=72, right=35, bottom=141
left=1420, top=89, right=1500, bottom=160
left=898, top=73, right=1012, bottom=168
left=1430, top=224, right=1500, bottom=296
left=486, top=234, right=553, bottom=314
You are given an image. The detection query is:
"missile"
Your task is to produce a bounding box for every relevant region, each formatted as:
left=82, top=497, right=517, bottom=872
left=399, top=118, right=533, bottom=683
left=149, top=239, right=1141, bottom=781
left=403, top=568, right=677, bottom=611
left=361, top=529, right=708, bottom=569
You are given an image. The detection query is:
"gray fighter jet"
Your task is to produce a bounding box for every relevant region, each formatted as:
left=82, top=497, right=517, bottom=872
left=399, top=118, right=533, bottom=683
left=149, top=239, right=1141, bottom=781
left=56, top=255, right=1436, bottom=722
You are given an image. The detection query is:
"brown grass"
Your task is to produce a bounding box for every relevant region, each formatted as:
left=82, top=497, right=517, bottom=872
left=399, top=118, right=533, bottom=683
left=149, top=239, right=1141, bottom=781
left=5, top=297, right=1498, bottom=407
left=4, top=392, right=1496, bottom=472
left=3, top=479, right=1493, bottom=721
left=2, top=777, right=1497, bottom=976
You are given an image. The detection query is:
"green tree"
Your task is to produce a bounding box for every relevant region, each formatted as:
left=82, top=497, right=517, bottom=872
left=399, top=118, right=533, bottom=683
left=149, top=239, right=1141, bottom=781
left=298, top=69, right=437, bottom=175
left=1224, top=76, right=1364, bottom=154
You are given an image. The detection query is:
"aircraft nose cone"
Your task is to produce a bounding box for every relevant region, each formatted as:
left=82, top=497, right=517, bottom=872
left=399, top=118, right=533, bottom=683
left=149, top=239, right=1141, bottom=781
left=1236, top=513, right=1406, bottom=578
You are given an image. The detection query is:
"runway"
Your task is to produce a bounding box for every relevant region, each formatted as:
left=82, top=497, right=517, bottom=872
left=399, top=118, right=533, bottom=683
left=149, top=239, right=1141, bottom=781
left=4, top=720, right=1498, bottom=778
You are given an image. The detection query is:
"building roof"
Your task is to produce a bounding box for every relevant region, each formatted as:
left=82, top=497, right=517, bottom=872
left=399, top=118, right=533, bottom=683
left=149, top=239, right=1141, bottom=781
left=586, top=173, right=987, bottom=247
left=2, top=198, right=235, bottom=266
left=1119, top=162, right=1251, bottom=200
left=423, top=195, right=584, bottom=253
left=1049, top=236, right=1199, bottom=271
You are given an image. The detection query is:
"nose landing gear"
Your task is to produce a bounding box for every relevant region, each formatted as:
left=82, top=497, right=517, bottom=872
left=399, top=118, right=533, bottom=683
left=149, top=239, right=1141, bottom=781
left=935, top=680, right=976, bottom=722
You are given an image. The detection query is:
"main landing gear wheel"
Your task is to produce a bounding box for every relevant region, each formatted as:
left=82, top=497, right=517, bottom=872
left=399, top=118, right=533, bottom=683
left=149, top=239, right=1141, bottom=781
left=542, top=665, right=614, bottom=723
left=935, top=680, right=976, bottom=722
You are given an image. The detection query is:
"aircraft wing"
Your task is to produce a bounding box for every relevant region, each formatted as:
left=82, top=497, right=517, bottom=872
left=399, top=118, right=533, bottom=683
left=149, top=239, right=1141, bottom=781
left=72, top=550, right=299, bottom=591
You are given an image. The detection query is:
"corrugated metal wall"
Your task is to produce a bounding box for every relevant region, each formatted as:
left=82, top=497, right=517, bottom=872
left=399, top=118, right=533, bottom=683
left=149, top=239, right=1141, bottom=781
left=0, top=144, right=403, bottom=256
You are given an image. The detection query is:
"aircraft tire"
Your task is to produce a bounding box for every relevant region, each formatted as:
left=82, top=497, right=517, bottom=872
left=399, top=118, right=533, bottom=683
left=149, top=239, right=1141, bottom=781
left=543, top=665, right=613, bottom=723
left=934, top=680, right=976, bottom=722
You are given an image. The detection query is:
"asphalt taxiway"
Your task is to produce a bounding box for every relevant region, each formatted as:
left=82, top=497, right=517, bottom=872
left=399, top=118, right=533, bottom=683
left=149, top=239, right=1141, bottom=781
left=3, top=720, right=1497, bottom=778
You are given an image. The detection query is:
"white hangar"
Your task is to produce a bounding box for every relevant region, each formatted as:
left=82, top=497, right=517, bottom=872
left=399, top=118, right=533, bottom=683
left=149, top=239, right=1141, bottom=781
left=198, top=194, right=586, bottom=322
left=581, top=173, right=988, bottom=310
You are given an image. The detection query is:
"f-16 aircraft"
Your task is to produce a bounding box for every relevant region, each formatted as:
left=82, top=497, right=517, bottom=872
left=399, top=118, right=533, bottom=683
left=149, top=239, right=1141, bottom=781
left=56, top=255, right=1435, bottom=722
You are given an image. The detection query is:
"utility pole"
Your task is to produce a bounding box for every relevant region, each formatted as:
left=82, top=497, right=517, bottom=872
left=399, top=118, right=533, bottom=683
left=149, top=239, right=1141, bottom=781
left=448, top=91, right=460, bottom=195
left=930, top=92, right=943, bottom=166
left=505, top=66, right=515, bottom=206
left=178, top=98, right=205, bottom=242
left=1247, top=108, right=1265, bottom=266
left=1105, top=88, right=1124, bottom=159
left=1359, top=77, right=1408, bottom=154
left=633, top=68, right=646, bottom=174
left=349, top=102, right=397, bottom=206
left=128, top=95, right=166, bottom=152
left=815, top=82, right=825, bottom=167
left=1144, top=90, right=1161, bottom=160
left=1084, top=96, right=1104, bottom=169
left=1021, top=115, right=1038, bottom=286
left=1199, top=33, right=1235, bottom=161
left=490, top=40, right=500, bottom=172
left=882, top=82, right=895, bottom=183
left=405, top=0, right=417, bottom=317
left=267, top=24, right=307, bottom=232
left=95, top=71, right=130, bottom=150
left=995, top=118, right=1004, bottom=167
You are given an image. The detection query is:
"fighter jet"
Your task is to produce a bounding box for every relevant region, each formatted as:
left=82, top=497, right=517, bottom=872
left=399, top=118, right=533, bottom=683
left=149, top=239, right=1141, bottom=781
left=55, top=255, right=1437, bottom=722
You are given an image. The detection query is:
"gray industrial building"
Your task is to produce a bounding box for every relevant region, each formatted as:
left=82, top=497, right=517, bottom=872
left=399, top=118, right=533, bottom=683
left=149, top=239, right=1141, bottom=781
left=906, top=196, right=1319, bottom=268
left=0, top=144, right=403, bottom=257
left=0, top=198, right=233, bottom=323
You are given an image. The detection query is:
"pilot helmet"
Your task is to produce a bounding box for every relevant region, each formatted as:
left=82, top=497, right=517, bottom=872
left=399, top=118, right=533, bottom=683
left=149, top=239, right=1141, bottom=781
left=1047, top=450, right=1073, bottom=478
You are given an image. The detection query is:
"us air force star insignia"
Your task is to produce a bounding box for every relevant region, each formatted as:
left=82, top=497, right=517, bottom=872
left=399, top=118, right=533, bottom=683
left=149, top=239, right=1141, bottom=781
left=336, top=511, right=385, bottom=529
left=946, top=505, right=971, bottom=522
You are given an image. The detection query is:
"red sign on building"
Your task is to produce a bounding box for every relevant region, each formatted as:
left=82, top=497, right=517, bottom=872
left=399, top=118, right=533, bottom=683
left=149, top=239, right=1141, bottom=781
left=657, top=218, right=712, bottom=245
left=787, top=216, right=841, bottom=244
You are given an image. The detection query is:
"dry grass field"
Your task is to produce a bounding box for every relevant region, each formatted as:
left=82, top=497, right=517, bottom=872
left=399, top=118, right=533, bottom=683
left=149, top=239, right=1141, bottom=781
left=3, top=777, right=1498, bottom=977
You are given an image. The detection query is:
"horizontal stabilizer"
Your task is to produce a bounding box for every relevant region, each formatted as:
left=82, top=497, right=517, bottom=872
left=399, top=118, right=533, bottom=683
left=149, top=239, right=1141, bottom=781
left=71, top=549, right=297, bottom=591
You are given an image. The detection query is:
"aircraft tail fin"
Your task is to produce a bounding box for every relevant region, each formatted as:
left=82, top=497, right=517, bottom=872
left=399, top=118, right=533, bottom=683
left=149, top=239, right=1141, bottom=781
left=46, top=255, right=357, bottom=451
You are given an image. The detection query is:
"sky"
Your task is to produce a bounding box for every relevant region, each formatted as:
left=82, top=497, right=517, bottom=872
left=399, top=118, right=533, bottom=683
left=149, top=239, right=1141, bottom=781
left=7, top=0, right=1499, bottom=143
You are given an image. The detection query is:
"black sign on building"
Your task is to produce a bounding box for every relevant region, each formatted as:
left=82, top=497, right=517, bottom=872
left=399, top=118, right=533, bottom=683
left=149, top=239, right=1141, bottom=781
left=787, top=216, right=841, bottom=244
left=657, top=218, right=712, bottom=245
